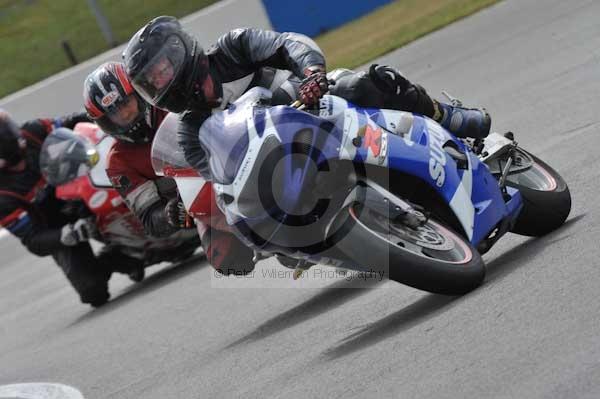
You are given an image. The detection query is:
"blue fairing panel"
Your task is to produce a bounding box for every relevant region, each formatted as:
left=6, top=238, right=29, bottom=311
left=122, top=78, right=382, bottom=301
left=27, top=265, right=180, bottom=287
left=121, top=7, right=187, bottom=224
left=266, top=105, right=345, bottom=213
left=352, top=107, right=512, bottom=245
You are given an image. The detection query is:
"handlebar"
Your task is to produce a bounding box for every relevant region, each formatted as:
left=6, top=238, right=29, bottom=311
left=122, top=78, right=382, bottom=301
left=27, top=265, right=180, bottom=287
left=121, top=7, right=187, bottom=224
left=291, top=76, right=334, bottom=110
left=290, top=100, right=306, bottom=110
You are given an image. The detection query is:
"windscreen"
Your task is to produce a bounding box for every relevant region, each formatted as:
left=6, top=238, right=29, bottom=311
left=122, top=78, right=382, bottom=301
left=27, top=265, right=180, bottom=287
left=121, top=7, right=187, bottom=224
left=151, top=112, right=198, bottom=177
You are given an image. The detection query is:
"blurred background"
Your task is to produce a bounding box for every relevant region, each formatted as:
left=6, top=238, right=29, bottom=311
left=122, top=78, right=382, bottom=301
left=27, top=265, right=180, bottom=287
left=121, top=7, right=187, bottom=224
left=0, top=0, right=499, bottom=100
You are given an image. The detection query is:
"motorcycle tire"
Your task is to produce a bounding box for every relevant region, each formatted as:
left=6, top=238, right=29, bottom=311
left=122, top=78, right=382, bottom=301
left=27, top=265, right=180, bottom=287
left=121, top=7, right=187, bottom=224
left=506, top=151, right=571, bottom=236
left=331, top=204, right=486, bottom=295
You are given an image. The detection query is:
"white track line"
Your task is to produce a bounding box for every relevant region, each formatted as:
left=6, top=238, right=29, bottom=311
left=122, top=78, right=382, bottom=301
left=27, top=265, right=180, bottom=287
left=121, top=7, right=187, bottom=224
left=0, top=383, right=84, bottom=399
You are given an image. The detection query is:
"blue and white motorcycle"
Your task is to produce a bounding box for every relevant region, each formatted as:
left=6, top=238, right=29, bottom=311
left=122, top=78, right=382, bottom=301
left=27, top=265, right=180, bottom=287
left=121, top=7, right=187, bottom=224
left=151, top=88, right=571, bottom=295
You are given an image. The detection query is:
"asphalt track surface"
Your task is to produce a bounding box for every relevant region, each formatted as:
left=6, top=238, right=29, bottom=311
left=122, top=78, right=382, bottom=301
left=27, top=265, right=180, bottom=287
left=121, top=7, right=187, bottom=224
left=1, top=0, right=599, bottom=397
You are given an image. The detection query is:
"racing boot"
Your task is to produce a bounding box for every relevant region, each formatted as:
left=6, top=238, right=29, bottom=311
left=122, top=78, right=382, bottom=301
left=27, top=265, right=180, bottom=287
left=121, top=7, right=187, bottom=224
left=128, top=266, right=145, bottom=283
left=432, top=100, right=491, bottom=139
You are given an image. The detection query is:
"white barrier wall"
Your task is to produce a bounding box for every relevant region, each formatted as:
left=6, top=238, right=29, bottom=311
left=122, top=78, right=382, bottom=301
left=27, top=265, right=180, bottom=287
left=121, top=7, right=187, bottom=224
left=0, top=0, right=272, bottom=122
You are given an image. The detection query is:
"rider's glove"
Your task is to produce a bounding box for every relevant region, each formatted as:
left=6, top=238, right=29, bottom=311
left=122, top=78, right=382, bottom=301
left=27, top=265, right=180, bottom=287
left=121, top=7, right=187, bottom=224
left=165, top=198, right=193, bottom=228
left=299, top=66, right=329, bottom=107
left=60, top=218, right=99, bottom=246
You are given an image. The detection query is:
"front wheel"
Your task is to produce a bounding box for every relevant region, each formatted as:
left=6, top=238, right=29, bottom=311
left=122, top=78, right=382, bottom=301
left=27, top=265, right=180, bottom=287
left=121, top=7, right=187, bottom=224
left=504, top=150, right=571, bottom=236
left=332, top=205, right=485, bottom=295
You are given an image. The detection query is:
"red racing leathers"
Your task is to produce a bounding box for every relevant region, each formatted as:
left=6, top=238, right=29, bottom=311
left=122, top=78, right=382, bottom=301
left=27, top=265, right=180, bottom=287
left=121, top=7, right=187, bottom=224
left=105, top=109, right=254, bottom=274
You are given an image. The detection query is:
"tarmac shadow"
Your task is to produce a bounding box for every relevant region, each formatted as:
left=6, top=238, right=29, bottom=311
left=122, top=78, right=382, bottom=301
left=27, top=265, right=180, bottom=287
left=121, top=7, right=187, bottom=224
left=321, top=213, right=586, bottom=360
left=224, top=277, right=383, bottom=349
left=322, top=293, right=457, bottom=360
left=69, top=253, right=208, bottom=325
left=485, top=213, right=586, bottom=281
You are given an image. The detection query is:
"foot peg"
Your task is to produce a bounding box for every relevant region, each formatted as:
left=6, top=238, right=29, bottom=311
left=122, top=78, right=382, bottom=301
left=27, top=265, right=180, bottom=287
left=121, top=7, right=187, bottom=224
left=293, top=260, right=314, bottom=280
left=128, top=267, right=145, bottom=283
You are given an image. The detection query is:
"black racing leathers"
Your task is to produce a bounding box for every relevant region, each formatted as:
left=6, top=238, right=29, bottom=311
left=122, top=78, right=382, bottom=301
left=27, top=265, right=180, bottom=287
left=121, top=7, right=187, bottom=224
left=176, top=29, right=437, bottom=180
left=0, top=113, right=116, bottom=305
left=0, top=114, right=89, bottom=254
left=177, top=28, right=324, bottom=177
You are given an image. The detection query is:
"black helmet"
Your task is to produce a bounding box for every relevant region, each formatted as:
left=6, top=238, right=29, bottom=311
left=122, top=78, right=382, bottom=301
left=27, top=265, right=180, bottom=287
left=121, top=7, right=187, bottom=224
left=39, top=128, right=99, bottom=186
left=83, top=62, right=154, bottom=144
left=0, top=110, right=26, bottom=170
left=123, top=16, right=210, bottom=113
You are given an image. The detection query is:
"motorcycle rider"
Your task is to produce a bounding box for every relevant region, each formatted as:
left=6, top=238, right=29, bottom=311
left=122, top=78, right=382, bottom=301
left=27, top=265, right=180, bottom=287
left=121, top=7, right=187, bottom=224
left=122, top=16, right=491, bottom=179
left=0, top=110, right=141, bottom=307
left=122, top=16, right=491, bottom=272
left=84, top=62, right=254, bottom=275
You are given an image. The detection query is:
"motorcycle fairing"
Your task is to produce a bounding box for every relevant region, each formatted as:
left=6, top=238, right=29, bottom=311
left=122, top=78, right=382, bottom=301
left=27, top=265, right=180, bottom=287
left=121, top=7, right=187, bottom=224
left=203, top=89, right=522, bottom=249
left=325, top=96, right=521, bottom=245
left=296, top=96, right=521, bottom=245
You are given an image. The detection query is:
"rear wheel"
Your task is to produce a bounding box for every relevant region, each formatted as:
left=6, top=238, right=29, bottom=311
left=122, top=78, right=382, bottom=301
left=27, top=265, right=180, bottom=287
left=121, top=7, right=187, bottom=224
left=333, top=204, right=485, bottom=295
left=502, top=150, right=571, bottom=236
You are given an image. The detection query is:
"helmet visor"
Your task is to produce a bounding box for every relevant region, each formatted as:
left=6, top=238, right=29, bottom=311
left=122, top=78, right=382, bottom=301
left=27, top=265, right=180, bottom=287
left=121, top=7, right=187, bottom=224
left=94, top=94, right=150, bottom=143
left=40, top=128, right=99, bottom=185
left=106, top=95, right=141, bottom=127
left=131, top=35, right=186, bottom=106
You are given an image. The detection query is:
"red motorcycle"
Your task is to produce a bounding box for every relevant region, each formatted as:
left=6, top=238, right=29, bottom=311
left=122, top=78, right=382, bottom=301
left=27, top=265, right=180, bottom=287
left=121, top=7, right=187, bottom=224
left=39, top=123, right=202, bottom=277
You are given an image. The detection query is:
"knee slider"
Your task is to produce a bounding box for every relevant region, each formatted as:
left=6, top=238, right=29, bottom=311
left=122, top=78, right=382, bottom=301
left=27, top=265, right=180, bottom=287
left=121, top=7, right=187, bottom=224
left=368, top=64, right=410, bottom=96
left=366, top=64, right=434, bottom=115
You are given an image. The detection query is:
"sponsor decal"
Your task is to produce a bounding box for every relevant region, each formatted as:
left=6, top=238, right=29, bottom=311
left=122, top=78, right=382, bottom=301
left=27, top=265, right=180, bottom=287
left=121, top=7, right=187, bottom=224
left=358, top=124, right=383, bottom=157
left=356, top=123, right=388, bottom=165
left=318, top=97, right=334, bottom=117
left=428, top=125, right=447, bottom=187
left=378, top=131, right=388, bottom=165
left=89, top=190, right=108, bottom=209
left=100, top=91, right=120, bottom=107
left=236, top=148, right=254, bottom=186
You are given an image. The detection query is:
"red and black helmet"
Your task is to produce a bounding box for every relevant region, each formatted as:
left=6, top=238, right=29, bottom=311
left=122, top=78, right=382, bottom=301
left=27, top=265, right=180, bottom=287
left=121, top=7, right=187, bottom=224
left=0, top=110, right=26, bottom=170
left=83, top=62, right=154, bottom=144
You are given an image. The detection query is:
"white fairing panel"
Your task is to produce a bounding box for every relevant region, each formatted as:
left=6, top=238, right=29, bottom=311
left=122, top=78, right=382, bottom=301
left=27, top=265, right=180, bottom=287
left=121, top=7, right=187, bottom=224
left=89, top=135, right=115, bottom=188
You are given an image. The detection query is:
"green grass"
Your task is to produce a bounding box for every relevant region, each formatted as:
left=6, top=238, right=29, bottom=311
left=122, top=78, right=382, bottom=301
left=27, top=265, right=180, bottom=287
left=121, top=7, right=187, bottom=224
left=0, top=0, right=502, bottom=98
left=315, top=0, right=502, bottom=70
left=0, top=0, right=217, bottom=97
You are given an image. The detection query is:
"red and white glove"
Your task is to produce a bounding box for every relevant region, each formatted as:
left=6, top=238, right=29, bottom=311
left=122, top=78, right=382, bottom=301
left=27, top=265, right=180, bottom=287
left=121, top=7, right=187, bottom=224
left=299, top=65, right=329, bottom=107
